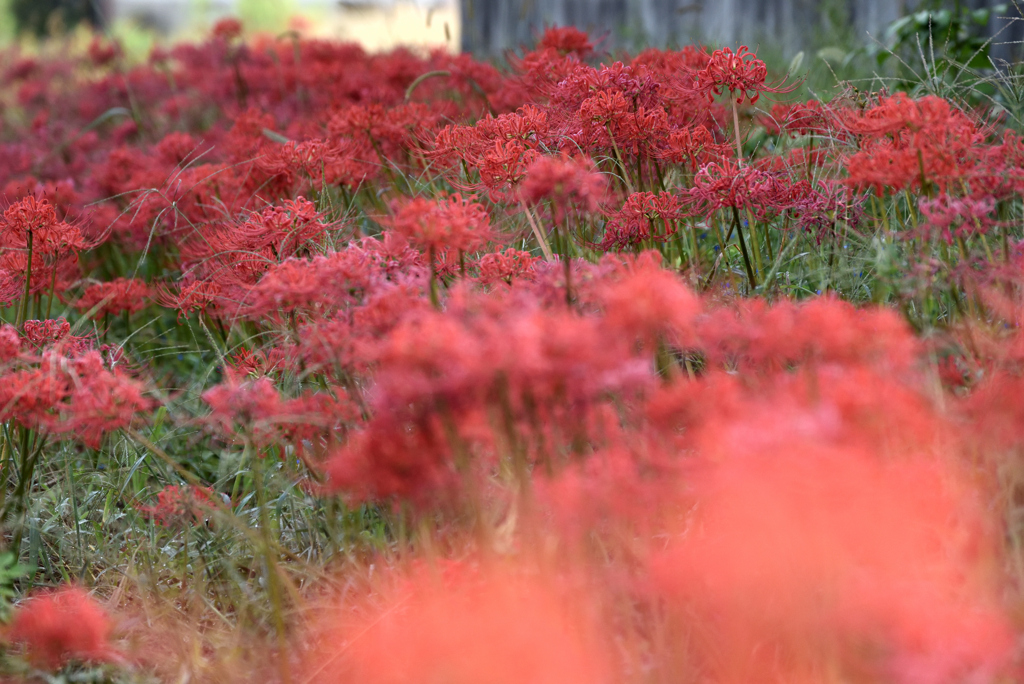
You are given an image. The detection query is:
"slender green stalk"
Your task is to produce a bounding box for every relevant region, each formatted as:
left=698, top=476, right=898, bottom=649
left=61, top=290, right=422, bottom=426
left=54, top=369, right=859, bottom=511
left=428, top=245, right=440, bottom=310
left=15, top=229, right=33, bottom=328
left=250, top=444, right=291, bottom=684
left=731, top=98, right=744, bottom=162
left=732, top=206, right=758, bottom=290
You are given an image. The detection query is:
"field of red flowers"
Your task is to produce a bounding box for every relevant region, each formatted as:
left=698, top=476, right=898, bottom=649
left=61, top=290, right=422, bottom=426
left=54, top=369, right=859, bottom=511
left=0, top=17, right=1022, bottom=683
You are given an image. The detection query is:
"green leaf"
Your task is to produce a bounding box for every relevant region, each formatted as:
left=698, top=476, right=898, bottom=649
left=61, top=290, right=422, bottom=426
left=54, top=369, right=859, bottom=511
left=966, top=52, right=993, bottom=69
left=886, top=15, right=915, bottom=40
left=817, top=47, right=847, bottom=65
left=787, top=51, right=805, bottom=76
left=151, top=405, right=168, bottom=441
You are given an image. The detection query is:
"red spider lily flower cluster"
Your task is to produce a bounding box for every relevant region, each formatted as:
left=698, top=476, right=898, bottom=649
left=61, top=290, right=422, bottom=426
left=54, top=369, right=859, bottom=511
left=138, top=484, right=217, bottom=528
left=601, top=192, right=688, bottom=251
left=538, top=26, right=595, bottom=57
left=387, top=194, right=492, bottom=254
left=650, top=450, right=1012, bottom=683
left=694, top=45, right=795, bottom=103
left=0, top=319, right=149, bottom=446
left=476, top=248, right=539, bottom=286
left=843, top=94, right=988, bottom=195
left=763, top=99, right=836, bottom=138
left=301, top=561, right=611, bottom=684
left=0, top=197, right=92, bottom=303
left=918, top=194, right=998, bottom=243
left=202, top=374, right=355, bottom=454
left=689, top=159, right=796, bottom=220
left=5, top=586, right=121, bottom=669
left=75, top=278, right=152, bottom=317
left=519, top=154, right=609, bottom=223
left=0, top=21, right=1023, bottom=684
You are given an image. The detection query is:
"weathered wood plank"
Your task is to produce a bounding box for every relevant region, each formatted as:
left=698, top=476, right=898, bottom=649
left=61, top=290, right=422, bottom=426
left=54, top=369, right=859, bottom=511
left=460, top=0, right=1023, bottom=62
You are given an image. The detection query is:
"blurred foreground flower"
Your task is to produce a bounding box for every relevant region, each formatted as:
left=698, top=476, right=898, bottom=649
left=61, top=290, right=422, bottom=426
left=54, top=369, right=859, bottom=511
left=6, top=585, right=120, bottom=669
left=300, top=562, right=610, bottom=684
left=651, top=449, right=1013, bottom=684
left=138, top=484, right=217, bottom=528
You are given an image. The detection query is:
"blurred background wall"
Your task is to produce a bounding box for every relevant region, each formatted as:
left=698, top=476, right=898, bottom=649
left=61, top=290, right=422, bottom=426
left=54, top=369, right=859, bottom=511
left=109, top=0, right=458, bottom=50
left=459, top=0, right=1022, bottom=61
left=5, top=0, right=1022, bottom=63
left=3, top=0, right=459, bottom=51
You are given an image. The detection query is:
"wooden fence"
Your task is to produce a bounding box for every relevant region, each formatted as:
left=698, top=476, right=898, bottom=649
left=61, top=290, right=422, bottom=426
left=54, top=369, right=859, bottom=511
left=460, top=0, right=1024, bottom=62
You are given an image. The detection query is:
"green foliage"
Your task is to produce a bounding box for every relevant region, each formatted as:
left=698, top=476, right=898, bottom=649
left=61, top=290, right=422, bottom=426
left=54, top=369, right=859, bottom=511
left=9, top=0, right=98, bottom=37
left=875, top=1, right=1008, bottom=93
left=236, top=0, right=294, bottom=33
left=0, top=551, right=31, bottom=620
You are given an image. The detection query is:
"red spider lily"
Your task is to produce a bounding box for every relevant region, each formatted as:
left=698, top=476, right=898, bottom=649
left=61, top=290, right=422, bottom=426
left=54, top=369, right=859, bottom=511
left=261, top=138, right=375, bottom=190
left=512, top=49, right=592, bottom=102
left=202, top=375, right=283, bottom=443
left=577, top=85, right=671, bottom=161
left=597, top=251, right=700, bottom=347
left=75, top=278, right=152, bottom=317
left=0, top=196, right=89, bottom=256
left=327, top=102, right=441, bottom=167
left=202, top=375, right=349, bottom=450
left=692, top=296, right=919, bottom=373
left=763, top=99, right=836, bottom=138
left=601, top=192, right=689, bottom=251
left=229, top=349, right=286, bottom=386
left=10, top=27, right=1024, bottom=684
left=297, top=279, right=429, bottom=376
left=660, top=124, right=732, bottom=170
left=153, top=131, right=201, bottom=165
left=0, top=268, right=21, bottom=306
left=843, top=94, right=986, bottom=194
left=138, top=484, right=217, bottom=528
left=431, top=106, right=553, bottom=199
left=477, top=139, right=542, bottom=200
left=22, top=317, right=92, bottom=355
left=0, top=340, right=149, bottom=447
left=0, top=323, right=21, bottom=362
left=694, top=45, right=794, bottom=104
left=649, top=448, right=1012, bottom=684
left=476, top=249, right=539, bottom=286
left=538, top=26, right=594, bottom=57
left=301, top=562, right=611, bottom=684
left=156, top=279, right=223, bottom=320
left=7, top=586, right=121, bottom=669
left=971, top=130, right=1024, bottom=200
left=784, top=180, right=865, bottom=239
left=519, top=154, right=609, bottom=223
left=387, top=194, right=492, bottom=254
left=211, top=17, right=243, bottom=42
left=758, top=146, right=831, bottom=174
left=57, top=351, right=152, bottom=447
left=232, top=197, right=328, bottom=257
left=227, top=347, right=270, bottom=379
left=358, top=232, right=424, bottom=277
left=174, top=198, right=331, bottom=305
left=23, top=317, right=71, bottom=345
left=244, top=248, right=373, bottom=320
left=535, top=438, right=683, bottom=544
left=918, top=195, right=998, bottom=243
left=87, top=37, right=122, bottom=68
left=0, top=250, right=80, bottom=299
left=689, top=159, right=793, bottom=220
left=321, top=288, right=657, bottom=505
